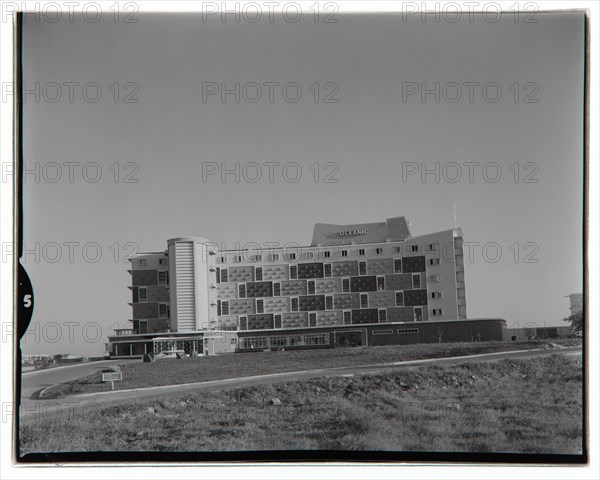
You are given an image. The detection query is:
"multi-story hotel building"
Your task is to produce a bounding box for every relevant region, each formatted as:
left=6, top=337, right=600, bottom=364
left=106, top=217, right=505, bottom=357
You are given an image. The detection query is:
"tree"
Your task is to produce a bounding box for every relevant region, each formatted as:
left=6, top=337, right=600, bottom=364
left=564, top=310, right=583, bottom=333
left=436, top=327, right=444, bottom=343
left=524, top=326, right=536, bottom=340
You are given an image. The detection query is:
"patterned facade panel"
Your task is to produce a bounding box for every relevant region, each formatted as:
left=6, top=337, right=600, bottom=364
left=331, top=260, right=359, bottom=277
left=147, top=285, right=169, bottom=303
left=208, top=316, right=219, bottom=330
left=228, top=266, right=254, bottom=283
left=367, top=291, right=396, bottom=308
left=350, top=276, right=377, bottom=292
left=215, top=316, right=237, bottom=330
left=367, top=258, right=394, bottom=276
left=229, top=298, right=255, bottom=315
left=246, top=281, right=273, bottom=298
left=316, top=310, right=342, bottom=327
left=298, top=262, right=324, bottom=279
left=333, top=293, right=360, bottom=310
left=247, top=314, right=274, bottom=330
left=299, top=295, right=326, bottom=312
left=280, top=280, right=307, bottom=296
left=132, top=269, right=158, bottom=286
left=133, top=302, right=159, bottom=319
left=217, top=283, right=237, bottom=300
left=385, top=274, right=414, bottom=291
left=404, top=289, right=428, bottom=306
left=351, top=309, right=379, bottom=324
left=387, top=307, right=415, bottom=323
left=262, top=264, right=289, bottom=281
left=281, top=312, right=308, bottom=329
left=315, top=277, right=342, bottom=294
left=263, top=297, right=290, bottom=313
left=402, top=256, right=426, bottom=273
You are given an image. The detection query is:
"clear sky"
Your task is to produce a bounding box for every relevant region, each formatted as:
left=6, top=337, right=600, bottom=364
left=21, top=11, right=585, bottom=356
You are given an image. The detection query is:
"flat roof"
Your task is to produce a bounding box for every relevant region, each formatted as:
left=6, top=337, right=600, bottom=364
left=127, top=225, right=463, bottom=256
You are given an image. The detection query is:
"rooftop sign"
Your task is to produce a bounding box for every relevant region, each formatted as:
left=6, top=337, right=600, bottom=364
left=312, top=217, right=411, bottom=246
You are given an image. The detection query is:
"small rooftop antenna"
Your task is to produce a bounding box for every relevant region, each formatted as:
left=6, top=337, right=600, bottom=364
left=453, top=202, right=457, bottom=229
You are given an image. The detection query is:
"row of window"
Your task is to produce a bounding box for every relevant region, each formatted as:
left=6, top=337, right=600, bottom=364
left=239, top=333, right=331, bottom=349
left=137, top=278, right=442, bottom=305
left=219, top=298, right=443, bottom=316
left=232, top=275, right=431, bottom=297
left=217, top=243, right=440, bottom=264
left=235, top=307, right=430, bottom=329
left=373, top=328, right=419, bottom=335
left=217, top=261, right=440, bottom=283
left=133, top=246, right=446, bottom=268
left=137, top=258, right=168, bottom=267
left=238, top=327, right=426, bottom=347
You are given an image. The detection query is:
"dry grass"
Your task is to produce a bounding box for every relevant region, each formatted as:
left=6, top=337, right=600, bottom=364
left=43, top=339, right=579, bottom=397
left=21, top=353, right=583, bottom=455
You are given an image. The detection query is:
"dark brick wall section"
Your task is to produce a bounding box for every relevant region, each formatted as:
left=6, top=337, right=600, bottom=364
left=233, top=320, right=506, bottom=350
left=404, top=289, right=428, bottom=306
left=402, top=256, right=426, bottom=273
left=299, top=295, right=326, bottom=311
left=247, top=314, right=274, bottom=330
left=147, top=286, right=169, bottom=302
left=246, top=281, right=273, bottom=298
left=350, top=276, right=377, bottom=292
left=132, top=288, right=138, bottom=303
left=418, top=319, right=504, bottom=342
left=147, top=318, right=170, bottom=333
left=133, top=302, right=159, bottom=319
left=298, top=262, right=324, bottom=279
left=132, top=270, right=158, bottom=286
left=351, top=309, right=379, bottom=324
left=387, top=307, right=415, bottom=323
left=384, top=274, right=414, bottom=291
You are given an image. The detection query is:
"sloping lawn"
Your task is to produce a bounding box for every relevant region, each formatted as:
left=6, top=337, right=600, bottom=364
left=44, top=339, right=579, bottom=396
left=22, top=354, right=583, bottom=455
